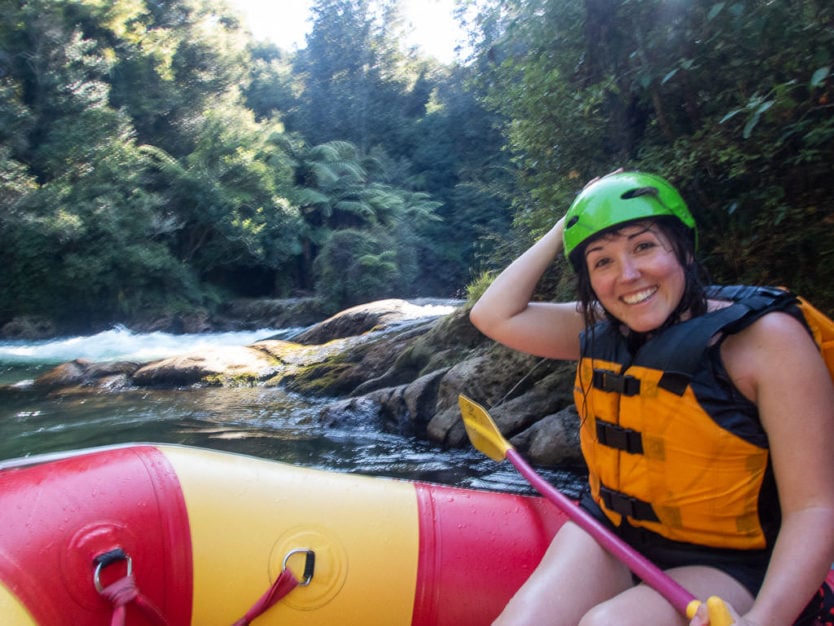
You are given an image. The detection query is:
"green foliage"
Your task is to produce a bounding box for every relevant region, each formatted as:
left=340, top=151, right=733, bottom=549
left=11, top=0, right=829, bottom=335
left=292, top=0, right=425, bottom=153
left=295, top=140, right=442, bottom=308
left=147, top=103, right=303, bottom=273
left=465, top=270, right=495, bottom=304
left=0, top=0, right=294, bottom=328
left=243, top=42, right=300, bottom=124
left=0, top=0, right=471, bottom=331
left=313, top=229, right=400, bottom=310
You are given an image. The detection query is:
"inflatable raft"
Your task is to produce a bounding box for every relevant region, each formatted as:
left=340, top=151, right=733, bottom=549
left=0, top=443, right=567, bottom=625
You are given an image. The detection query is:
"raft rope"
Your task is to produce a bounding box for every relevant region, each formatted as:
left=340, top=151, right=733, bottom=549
left=231, top=548, right=316, bottom=626
left=94, top=549, right=168, bottom=626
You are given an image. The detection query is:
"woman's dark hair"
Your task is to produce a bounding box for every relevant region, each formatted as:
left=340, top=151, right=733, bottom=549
left=574, top=216, right=709, bottom=335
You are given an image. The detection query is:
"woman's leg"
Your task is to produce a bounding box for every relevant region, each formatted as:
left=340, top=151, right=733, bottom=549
left=578, top=565, right=755, bottom=626
left=492, top=521, right=633, bottom=626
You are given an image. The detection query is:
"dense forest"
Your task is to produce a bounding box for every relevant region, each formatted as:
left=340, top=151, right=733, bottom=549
left=1, top=0, right=832, bottom=334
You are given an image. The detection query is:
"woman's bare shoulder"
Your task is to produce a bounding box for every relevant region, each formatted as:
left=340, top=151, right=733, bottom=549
left=721, top=310, right=820, bottom=402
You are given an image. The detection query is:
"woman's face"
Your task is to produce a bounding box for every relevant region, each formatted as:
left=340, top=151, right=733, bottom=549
left=584, top=221, right=686, bottom=333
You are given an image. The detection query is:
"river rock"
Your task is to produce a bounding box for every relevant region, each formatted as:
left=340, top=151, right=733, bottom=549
left=132, top=345, right=280, bottom=387
left=289, top=299, right=453, bottom=344
left=33, top=359, right=141, bottom=390
left=511, top=405, right=583, bottom=465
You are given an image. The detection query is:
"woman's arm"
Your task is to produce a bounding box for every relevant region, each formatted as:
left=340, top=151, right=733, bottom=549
left=721, top=312, right=834, bottom=626
left=469, top=217, right=585, bottom=361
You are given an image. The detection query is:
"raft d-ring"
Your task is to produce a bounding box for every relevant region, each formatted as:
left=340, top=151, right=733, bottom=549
left=282, top=548, right=315, bottom=586
left=93, top=548, right=133, bottom=594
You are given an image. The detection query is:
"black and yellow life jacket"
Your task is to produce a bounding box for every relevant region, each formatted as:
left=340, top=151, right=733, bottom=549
left=575, top=285, right=816, bottom=550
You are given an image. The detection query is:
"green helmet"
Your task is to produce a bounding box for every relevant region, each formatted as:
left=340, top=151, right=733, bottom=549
left=562, top=171, right=696, bottom=270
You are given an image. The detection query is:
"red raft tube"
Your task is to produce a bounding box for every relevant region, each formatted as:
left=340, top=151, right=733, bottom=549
left=0, top=444, right=566, bottom=625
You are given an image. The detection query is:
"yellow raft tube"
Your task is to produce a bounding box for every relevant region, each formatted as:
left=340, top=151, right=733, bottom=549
left=0, top=444, right=566, bottom=625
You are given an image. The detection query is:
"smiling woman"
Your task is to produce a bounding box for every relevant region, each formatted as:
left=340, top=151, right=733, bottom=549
left=469, top=170, right=834, bottom=625
left=229, top=0, right=465, bottom=63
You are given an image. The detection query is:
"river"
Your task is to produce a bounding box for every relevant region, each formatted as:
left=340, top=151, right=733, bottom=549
left=0, top=311, right=584, bottom=497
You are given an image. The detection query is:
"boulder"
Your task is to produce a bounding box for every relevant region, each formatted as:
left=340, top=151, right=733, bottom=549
left=290, top=299, right=451, bottom=344
left=132, top=346, right=280, bottom=387
left=511, top=406, right=584, bottom=465
left=33, top=359, right=140, bottom=390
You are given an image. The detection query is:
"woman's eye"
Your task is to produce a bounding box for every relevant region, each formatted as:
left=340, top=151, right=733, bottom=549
left=591, top=257, right=611, bottom=269
left=634, top=240, right=656, bottom=253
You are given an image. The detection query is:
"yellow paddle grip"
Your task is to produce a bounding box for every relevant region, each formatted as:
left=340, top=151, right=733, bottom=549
left=686, top=596, right=734, bottom=625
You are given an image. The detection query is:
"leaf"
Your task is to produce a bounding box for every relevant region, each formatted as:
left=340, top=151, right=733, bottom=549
left=743, top=112, right=760, bottom=139
left=661, top=69, right=678, bottom=85
left=755, top=100, right=774, bottom=114
left=811, top=66, right=830, bottom=89
left=296, top=188, right=330, bottom=206
left=707, top=3, right=725, bottom=20
left=720, top=109, right=742, bottom=124
left=738, top=99, right=773, bottom=138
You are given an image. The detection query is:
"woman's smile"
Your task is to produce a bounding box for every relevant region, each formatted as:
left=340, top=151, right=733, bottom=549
left=621, top=286, right=659, bottom=305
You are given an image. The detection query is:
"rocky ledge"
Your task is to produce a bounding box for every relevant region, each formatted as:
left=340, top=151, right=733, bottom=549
left=23, top=299, right=584, bottom=467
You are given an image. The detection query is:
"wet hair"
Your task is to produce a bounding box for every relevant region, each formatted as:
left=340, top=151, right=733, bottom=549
left=574, top=216, right=709, bottom=337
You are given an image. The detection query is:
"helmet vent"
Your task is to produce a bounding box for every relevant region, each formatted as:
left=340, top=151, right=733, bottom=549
left=621, top=186, right=658, bottom=200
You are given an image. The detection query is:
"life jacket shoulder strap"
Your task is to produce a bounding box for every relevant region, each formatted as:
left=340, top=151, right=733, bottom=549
left=712, top=285, right=834, bottom=384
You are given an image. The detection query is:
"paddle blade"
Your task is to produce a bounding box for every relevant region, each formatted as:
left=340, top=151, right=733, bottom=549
left=458, top=394, right=513, bottom=462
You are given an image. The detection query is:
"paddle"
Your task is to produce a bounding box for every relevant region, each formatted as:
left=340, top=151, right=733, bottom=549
left=458, top=394, right=733, bottom=625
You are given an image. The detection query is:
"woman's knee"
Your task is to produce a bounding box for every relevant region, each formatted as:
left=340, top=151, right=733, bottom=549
left=577, top=602, right=617, bottom=626
left=577, top=587, right=685, bottom=626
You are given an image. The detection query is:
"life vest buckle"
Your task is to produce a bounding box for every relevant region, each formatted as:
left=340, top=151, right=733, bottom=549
left=600, top=485, right=660, bottom=522
left=592, top=369, right=641, bottom=396
left=595, top=420, right=644, bottom=454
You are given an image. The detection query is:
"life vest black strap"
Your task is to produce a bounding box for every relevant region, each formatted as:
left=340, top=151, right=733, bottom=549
left=599, top=485, right=660, bottom=522
left=657, top=372, right=690, bottom=396
left=592, top=369, right=641, bottom=396
left=595, top=419, right=644, bottom=454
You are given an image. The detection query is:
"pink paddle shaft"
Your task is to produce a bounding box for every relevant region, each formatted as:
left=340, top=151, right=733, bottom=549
left=507, top=448, right=696, bottom=615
